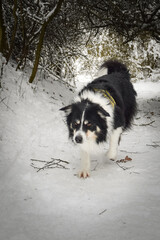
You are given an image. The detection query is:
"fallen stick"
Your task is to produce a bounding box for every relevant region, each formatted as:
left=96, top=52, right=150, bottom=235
left=139, top=120, right=155, bottom=126
left=30, top=158, right=69, bottom=172
left=146, top=144, right=160, bottom=148
left=99, top=209, right=107, bottom=215
left=0, top=97, right=6, bottom=104
left=133, top=120, right=155, bottom=127
left=116, top=161, right=133, bottom=171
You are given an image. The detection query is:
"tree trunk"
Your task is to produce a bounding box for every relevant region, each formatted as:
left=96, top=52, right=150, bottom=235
left=0, top=0, right=8, bottom=57
left=6, top=0, right=18, bottom=63
left=29, top=0, right=64, bottom=83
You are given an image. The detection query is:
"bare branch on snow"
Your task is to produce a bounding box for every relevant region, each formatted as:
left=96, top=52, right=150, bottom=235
left=30, top=157, right=69, bottom=172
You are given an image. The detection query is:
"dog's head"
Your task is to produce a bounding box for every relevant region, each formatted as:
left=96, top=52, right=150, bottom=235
left=60, top=100, right=110, bottom=145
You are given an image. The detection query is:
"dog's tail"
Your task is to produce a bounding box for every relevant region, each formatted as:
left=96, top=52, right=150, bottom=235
left=96, top=59, right=129, bottom=77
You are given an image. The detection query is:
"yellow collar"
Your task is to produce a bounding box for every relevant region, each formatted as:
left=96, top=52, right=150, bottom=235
left=94, top=88, right=116, bottom=108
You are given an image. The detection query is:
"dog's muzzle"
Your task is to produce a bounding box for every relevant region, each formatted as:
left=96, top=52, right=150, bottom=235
left=73, top=130, right=86, bottom=144
left=75, top=135, right=83, bottom=144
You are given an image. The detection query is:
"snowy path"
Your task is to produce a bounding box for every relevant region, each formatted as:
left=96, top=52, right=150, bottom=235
left=0, top=65, right=160, bottom=240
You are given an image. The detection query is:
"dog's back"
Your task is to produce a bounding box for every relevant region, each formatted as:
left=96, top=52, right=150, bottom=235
left=80, top=60, right=137, bottom=130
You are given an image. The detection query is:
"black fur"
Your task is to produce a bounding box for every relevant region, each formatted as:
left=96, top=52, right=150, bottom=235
left=62, top=99, right=109, bottom=144
left=60, top=60, right=137, bottom=144
left=80, top=60, right=137, bottom=130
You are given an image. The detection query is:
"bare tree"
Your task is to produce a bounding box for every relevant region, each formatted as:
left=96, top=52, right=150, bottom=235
left=79, top=0, right=160, bottom=42
left=1, top=0, right=160, bottom=84
left=6, top=0, right=18, bottom=63
left=0, top=0, right=8, bottom=57
left=29, top=0, right=64, bottom=83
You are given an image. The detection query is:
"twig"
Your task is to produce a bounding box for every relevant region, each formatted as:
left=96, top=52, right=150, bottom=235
left=99, top=209, right=107, bottom=215
left=130, top=171, right=140, bottom=175
left=120, top=150, right=148, bottom=154
left=0, top=97, right=6, bottom=104
left=91, top=160, right=99, bottom=171
left=30, top=157, right=69, bottom=172
left=116, top=161, right=133, bottom=171
left=50, top=96, right=58, bottom=101
left=133, top=120, right=156, bottom=127
left=51, top=158, right=69, bottom=164
left=146, top=144, right=160, bottom=148
left=0, top=97, right=15, bottom=113
left=30, top=158, right=48, bottom=163
left=139, top=120, right=155, bottom=126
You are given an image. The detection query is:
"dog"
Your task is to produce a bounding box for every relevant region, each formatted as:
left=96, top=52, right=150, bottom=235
left=60, top=60, right=137, bottom=178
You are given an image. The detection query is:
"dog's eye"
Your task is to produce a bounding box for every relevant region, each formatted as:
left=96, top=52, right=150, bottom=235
left=73, top=120, right=80, bottom=127
left=87, top=122, right=92, bottom=127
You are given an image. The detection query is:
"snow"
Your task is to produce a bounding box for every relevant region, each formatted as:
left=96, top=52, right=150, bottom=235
left=0, top=62, right=160, bottom=240
left=44, top=5, right=57, bottom=22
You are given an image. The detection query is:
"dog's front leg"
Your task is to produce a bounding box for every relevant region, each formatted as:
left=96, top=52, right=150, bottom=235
left=107, top=127, right=123, bottom=160
left=78, top=149, right=90, bottom=178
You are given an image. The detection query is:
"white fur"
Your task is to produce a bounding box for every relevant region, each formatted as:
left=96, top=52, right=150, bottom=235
left=73, top=130, right=86, bottom=144
left=78, top=149, right=90, bottom=178
left=78, top=136, right=100, bottom=178
left=74, top=89, right=123, bottom=177
left=75, top=90, right=114, bottom=137
left=95, top=67, right=108, bottom=78
left=77, top=127, right=123, bottom=178
left=74, top=90, right=115, bottom=178
left=80, top=110, right=85, bottom=130
left=73, top=109, right=86, bottom=144
left=107, top=127, right=123, bottom=160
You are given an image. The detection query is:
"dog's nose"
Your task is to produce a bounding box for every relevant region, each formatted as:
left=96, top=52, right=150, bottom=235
left=75, top=135, right=83, bottom=144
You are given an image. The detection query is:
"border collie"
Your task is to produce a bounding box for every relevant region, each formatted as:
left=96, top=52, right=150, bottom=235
left=60, top=60, right=137, bottom=178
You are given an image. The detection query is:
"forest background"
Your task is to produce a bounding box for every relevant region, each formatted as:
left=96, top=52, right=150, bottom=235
left=0, top=0, right=160, bottom=85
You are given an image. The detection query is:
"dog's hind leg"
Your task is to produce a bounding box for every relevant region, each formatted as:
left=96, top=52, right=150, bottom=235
left=107, top=127, right=123, bottom=160
left=78, top=150, right=90, bottom=178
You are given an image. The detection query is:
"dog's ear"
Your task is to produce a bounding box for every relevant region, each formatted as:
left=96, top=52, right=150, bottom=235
left=60, top=105, right=72, bottom=115
left=97, top=106, right=110, bottom=118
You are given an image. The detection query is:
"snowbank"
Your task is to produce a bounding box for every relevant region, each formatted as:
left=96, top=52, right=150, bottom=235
left=0, top=63, right=160, bottom=240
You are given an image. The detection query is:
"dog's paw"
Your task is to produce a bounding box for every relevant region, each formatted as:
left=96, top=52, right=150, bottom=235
left=78, top=170, right=90, bottom=178
left=107, top=149, right=117, bottom=161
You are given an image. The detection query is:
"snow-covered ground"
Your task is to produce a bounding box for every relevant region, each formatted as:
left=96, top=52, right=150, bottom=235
left=0, top=62, right=160, bottom=240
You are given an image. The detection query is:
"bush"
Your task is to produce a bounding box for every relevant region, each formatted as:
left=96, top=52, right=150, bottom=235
left=74, top=30, right=160, bottom=82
